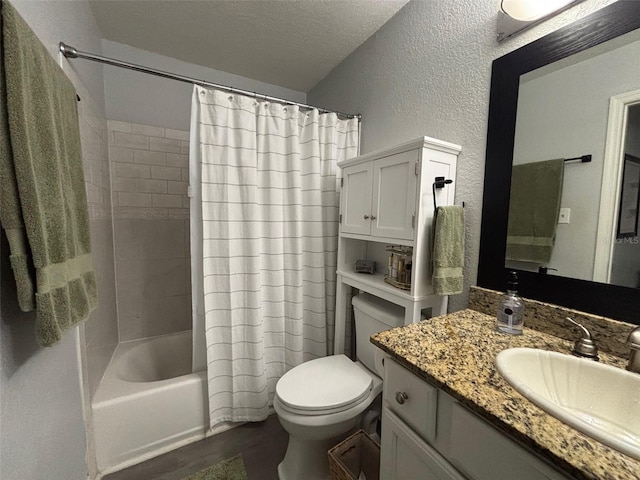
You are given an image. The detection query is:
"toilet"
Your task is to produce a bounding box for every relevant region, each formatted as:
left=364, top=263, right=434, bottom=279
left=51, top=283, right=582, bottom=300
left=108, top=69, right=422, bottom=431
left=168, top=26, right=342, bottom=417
left=274, top=293, right=405, bottom=480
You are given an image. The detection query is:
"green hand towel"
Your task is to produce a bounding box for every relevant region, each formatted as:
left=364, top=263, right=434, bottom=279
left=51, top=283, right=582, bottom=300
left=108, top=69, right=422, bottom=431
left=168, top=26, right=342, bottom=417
left=506, top=159, right=564, bottom=264
left=0, top=1, right=97, bottom=346
left=432, top=205, right=465, bottom=295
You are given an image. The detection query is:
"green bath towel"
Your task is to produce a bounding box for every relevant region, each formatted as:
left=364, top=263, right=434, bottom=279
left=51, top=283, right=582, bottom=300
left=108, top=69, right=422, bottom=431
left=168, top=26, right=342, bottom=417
left=0, top=1, right=97, bottom=346
left=432, top=205, right=465, bottom=295
left=506, top=159, right=564, bottom=264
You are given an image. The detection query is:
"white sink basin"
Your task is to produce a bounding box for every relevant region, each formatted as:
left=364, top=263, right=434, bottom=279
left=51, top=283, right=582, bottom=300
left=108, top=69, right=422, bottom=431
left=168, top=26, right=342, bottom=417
left=496, top=347, right=640, bottom=460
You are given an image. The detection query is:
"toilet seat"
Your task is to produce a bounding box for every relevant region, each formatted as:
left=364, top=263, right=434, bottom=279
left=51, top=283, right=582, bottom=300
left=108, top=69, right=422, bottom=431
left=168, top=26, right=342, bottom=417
left=276, top=355, right=373, bottom=416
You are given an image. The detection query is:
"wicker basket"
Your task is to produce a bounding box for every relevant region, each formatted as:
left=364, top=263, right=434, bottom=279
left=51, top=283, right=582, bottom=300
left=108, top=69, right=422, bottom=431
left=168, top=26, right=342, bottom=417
left=328, top=430, right=380, bottom=480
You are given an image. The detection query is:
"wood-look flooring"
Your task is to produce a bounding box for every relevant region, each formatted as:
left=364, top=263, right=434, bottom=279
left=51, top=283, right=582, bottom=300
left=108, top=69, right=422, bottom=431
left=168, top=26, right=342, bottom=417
left=103, top=414, right=288, bottom=480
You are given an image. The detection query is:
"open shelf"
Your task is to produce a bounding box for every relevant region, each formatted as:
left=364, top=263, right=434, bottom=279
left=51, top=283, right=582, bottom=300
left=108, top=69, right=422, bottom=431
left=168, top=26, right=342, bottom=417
left=338, top=269, right=434, bottom=304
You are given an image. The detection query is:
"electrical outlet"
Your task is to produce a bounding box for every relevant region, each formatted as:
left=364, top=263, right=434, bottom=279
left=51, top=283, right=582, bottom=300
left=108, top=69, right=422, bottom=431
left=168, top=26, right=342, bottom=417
left=558, top=208, right=570, bottom=224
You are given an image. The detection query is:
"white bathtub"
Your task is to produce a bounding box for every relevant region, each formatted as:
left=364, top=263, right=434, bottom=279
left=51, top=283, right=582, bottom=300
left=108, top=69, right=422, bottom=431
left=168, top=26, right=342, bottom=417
left=93, top=331, right=208, bottom=475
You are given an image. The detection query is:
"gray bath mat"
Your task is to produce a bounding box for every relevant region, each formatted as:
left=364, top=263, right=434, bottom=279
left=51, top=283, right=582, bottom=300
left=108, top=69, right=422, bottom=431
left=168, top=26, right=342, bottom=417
left=181, top=454, right=247, bottom=480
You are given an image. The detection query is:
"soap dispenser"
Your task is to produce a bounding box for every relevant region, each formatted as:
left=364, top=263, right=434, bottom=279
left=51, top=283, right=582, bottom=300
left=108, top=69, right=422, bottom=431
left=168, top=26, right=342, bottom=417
left=496, top=271, right=524, bottom=335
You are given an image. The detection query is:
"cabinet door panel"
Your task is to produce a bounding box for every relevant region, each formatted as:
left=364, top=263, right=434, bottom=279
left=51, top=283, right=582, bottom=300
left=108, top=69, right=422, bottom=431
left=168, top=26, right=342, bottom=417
left=382, top=408, right=465, bottom=480
left=385, top=356, right=438, bottom=443
left=341, top=163, right=373, bottom=235
left=371, top=150, right=418, bottom=240
left=447, top=402, right=569, bottom=480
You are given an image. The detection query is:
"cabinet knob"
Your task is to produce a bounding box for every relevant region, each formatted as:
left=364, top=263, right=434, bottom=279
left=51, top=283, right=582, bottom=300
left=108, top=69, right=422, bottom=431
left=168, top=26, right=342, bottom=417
left=364, top=214, right=370, bottom=220
left=395, top=391, right=408, bottom=405
left=370, top=215, right=376, bottom=220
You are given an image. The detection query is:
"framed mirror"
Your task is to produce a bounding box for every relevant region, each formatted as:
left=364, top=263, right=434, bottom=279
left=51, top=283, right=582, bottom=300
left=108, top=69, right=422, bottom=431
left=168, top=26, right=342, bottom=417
left=478, top=1, right=640, bottom=324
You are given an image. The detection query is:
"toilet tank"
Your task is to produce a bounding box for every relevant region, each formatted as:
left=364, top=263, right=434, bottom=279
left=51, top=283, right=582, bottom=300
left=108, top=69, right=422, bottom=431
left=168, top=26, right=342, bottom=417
left=351, top=293, right=405, bottom=373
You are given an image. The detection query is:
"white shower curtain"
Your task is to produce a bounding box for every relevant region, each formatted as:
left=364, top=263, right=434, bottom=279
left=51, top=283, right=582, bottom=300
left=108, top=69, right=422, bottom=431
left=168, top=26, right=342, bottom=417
left=190, top=86, right=360, bottom=426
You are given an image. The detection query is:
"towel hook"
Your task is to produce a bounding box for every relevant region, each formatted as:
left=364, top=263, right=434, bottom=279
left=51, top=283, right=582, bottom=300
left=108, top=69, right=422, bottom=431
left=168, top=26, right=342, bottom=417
left=433, top=177, right=453, bottom=216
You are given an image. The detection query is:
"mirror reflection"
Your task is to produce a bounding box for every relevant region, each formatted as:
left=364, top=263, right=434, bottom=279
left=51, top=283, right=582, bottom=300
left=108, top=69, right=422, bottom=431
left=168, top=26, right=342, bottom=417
left=505, top=30, right=640, bottom=289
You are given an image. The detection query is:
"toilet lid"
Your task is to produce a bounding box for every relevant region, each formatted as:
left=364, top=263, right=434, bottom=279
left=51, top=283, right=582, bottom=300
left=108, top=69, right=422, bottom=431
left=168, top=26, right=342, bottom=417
left=276, top=355, right=373, bottom=413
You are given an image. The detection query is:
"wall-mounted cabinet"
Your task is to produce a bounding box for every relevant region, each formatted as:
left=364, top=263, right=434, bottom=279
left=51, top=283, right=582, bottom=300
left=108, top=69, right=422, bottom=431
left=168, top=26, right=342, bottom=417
left=341, top=150, right=418, bottom=241
left=334, top=137, right=461, bottom=354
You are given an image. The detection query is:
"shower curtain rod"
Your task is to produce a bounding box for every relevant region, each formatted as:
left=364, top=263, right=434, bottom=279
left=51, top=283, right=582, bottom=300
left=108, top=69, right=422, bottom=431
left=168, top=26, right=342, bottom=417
left=59, top=42, right=361, bottom=120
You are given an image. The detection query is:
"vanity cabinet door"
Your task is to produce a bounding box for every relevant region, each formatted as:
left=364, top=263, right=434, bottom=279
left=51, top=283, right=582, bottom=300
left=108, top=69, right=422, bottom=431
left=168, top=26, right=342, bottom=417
left=382, top=408, right=466, bottom=480
left=384, top=355, right=438, bottom=442
left=370, top=150, right=418, bottom=240
left=439, top=399, right=571, bottom=480
left=341, top=162, right=373, bottom=235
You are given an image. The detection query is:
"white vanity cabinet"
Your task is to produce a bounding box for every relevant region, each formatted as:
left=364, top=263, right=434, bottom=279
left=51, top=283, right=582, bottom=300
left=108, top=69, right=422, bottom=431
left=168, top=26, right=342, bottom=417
left=334, top=137, right=461, bottom=354
left=381, top=356, right=572, bottom=480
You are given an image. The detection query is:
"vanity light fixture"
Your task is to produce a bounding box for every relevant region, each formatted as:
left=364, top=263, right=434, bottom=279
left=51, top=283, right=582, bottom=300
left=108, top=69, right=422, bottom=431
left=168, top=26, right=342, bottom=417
left=501, top=0, right=576, bottom=22
left=497, top=0, right=583, bottom=42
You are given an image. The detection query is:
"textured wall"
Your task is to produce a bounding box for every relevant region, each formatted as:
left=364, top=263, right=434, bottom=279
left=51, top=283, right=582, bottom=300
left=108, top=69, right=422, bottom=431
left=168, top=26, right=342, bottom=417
left=308, top=0, right=616, bottom=312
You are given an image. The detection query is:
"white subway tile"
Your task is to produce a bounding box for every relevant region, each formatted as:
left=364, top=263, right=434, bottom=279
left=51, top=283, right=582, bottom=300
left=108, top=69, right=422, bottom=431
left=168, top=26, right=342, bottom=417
left=151, top=165, right=182, bottom=181
left=86, top=184, right=101, bottom=205
left=109, top=147, right=134, bottom=163
left=167, top=180, right=188, bottom=195
left=165, top=128, right=189, bottom=141
left=83, top=164, right=93, bottom=183
left=149, top=137, right=181, bottom=153
left=87, top=114, right=107, bottom=140
left=134, top=150, right=167, bottom=166
left=136, top=178, right=168, bottom=194
left=152, top=194, right=183, bottom=208
left=180, top=141, right=190, bottom=154
left=118, top=192, right=152, bottom=207
left=112, top=177, right=137, bottom=192
left=168, top=208, right=189, bottom=219
left=107, top=120, right=132, bottom=133
left=114, top=132, right=149, bottom=150
left=113, top=206, right=168, bottom=220
left=166, top=153, right=188, bottom=168
left=132, top=123, right=165, bottom=137
left=115, top=162, right=150, bottom=179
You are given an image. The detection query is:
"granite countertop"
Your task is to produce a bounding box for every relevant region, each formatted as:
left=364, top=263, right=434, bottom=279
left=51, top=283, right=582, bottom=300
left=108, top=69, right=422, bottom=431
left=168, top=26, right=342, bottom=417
left=371, top=309, right=639, bottom=480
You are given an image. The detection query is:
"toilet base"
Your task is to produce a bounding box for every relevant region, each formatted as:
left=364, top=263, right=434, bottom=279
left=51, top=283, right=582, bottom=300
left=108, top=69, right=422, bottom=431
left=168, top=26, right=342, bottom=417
left=277, top=429, right=355, bottom=480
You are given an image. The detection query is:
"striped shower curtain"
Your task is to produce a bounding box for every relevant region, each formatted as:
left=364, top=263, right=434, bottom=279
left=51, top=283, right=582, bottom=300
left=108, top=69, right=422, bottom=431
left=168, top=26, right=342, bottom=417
left=189, top=86, right=360, bottom=427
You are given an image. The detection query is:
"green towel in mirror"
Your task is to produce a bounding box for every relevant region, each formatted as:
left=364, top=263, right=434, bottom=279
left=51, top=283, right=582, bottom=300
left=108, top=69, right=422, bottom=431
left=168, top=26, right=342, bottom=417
left=506, top=159, right=565, bottom=264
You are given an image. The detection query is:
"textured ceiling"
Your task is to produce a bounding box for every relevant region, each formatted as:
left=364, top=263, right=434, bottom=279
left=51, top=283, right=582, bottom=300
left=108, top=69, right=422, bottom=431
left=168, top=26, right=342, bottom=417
left=89, top=0, right=409, bottom=92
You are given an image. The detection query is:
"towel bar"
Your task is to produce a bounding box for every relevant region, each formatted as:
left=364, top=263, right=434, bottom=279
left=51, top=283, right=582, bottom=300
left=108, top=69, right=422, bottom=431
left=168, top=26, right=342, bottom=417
left=432, top=177, right=453, bottom=216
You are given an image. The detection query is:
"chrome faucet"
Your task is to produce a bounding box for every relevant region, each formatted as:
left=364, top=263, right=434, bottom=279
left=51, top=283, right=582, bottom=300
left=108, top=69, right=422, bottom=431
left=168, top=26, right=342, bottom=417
left=626, top=326, right=640, bottom=373
left=566, top=317, right=599, bottom=360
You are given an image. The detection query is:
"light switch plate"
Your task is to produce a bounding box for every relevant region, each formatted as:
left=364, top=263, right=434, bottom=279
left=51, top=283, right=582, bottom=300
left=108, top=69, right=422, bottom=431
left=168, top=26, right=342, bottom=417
left=559, top=208, right=570, bottom=224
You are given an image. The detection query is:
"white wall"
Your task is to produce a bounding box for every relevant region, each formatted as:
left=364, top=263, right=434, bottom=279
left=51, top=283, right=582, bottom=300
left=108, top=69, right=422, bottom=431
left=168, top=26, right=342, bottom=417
left=510, top=37, right=640, bottom=281
left=308, top=0, right=617, bottom=311
left=0, top=2, right=106, bottom=479
left=102, top=40, right=307, bottom=131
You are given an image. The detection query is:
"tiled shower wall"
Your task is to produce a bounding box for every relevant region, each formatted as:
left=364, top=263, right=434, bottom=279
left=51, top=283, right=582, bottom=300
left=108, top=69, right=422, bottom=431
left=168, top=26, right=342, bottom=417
left=76, top=78, right=118, bottom=399
left=107, top=121, right=192, bottom=341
